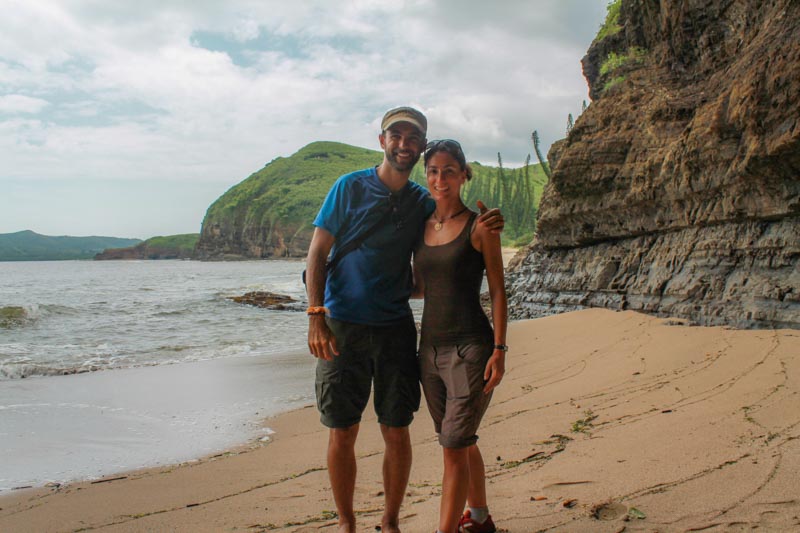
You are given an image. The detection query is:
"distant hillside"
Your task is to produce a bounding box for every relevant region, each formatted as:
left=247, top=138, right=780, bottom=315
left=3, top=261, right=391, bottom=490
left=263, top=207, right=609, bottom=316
left=95, top=234, right=199, bottom=260
left=196, top=141, right=548, bottom=259
left=0, top=231, right=141, bottom=261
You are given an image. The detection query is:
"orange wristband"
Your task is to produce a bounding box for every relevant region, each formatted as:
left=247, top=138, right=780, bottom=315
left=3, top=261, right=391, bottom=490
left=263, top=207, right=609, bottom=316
left=306, top=306, right=328, bottom=316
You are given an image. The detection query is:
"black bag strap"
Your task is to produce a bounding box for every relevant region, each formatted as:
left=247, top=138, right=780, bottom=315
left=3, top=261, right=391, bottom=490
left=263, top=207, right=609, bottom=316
left=326, top=201, right=394, bottom=272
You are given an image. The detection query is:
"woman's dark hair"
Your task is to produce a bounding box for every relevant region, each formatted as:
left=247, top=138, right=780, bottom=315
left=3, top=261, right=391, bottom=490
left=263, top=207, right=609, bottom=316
left=424, top=139, right=472, bottom=180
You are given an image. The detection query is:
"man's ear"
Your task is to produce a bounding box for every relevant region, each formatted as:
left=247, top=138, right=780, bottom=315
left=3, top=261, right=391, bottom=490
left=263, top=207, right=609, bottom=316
left=378, top=132, right=386, bottom=149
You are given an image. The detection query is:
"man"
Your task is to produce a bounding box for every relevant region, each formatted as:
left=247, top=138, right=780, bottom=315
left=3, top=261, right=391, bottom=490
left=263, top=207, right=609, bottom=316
left=306, top=106, right=502, bottom=533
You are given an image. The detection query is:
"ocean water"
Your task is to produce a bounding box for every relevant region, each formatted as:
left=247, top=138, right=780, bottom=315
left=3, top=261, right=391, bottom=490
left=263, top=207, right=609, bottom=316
left=0, top=260, right=310, bottom=379
left=0, top=260, right=320, bottom=491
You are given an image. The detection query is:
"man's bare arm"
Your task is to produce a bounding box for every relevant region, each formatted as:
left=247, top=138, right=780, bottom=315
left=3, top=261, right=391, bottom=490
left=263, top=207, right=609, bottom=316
left=306, top=227, right=338, bottom=360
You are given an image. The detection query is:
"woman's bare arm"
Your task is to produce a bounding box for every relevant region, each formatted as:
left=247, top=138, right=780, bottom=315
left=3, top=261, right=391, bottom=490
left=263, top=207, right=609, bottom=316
left=473, top=223, right=507, bottom=394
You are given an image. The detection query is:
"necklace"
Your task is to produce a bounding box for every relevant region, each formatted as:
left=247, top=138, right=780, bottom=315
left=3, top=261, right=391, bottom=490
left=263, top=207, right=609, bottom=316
left=433, top=205, right=469, bottom=231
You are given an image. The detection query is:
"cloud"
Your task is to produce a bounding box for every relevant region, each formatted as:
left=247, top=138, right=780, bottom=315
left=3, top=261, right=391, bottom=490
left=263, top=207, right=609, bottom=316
left=0, top=94, right=50, bottom=114
left=0, top=0, right=609, bottom=235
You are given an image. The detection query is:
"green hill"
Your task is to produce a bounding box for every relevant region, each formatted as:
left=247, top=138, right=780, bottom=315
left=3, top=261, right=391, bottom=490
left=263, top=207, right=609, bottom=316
left=210, top=141, right=382, bottom=225
left=94, top=234, right=199, bottom=260
left=0, top=230, right=142, bottom=261
left=196, top=142, right=384, bottom=259
left=196, top=141, right=548, bottom=259
left=144, top=234, right=198, bottom=253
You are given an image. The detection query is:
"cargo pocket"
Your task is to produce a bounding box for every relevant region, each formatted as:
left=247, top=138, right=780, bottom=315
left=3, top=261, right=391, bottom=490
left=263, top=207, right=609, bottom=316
left=454, top=344, right=491, bottom=397
left=315, top=361, right=343, bottom=417
left=444, top=346, right=471, bottom=399
left=456, top=343, right=491, bottom=366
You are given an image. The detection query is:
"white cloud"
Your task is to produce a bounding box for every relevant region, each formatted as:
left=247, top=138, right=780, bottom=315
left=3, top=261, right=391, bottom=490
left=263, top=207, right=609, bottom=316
left=0, top=0, right=609, bottom=236
left=230, top=18, right=261, bottom=42
left=0, top=94, right=50, bottom=114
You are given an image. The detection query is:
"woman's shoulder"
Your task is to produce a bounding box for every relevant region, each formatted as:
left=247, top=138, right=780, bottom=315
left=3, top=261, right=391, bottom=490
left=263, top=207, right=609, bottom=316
left=470, top=209, right=503, bottom=253
left=467, top=209, right=486, bottom=235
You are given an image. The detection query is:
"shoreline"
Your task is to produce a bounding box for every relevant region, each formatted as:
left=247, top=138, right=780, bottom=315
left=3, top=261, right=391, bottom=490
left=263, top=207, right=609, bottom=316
left=2, top=308, right=799, bottom=531
left=0, top=349, right=314, bottom=493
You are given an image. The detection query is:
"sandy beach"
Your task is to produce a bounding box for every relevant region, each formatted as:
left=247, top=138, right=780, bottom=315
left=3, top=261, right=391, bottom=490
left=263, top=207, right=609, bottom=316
left=2, top=308, right=799, bottom=532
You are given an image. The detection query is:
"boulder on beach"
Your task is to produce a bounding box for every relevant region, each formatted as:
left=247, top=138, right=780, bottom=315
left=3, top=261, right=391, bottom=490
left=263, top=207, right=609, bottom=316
left=228, top=291, right=305, bottom=311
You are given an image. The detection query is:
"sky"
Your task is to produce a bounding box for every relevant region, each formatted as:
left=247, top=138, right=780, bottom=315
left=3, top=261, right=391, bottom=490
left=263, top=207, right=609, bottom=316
left=0, top=0, right=608, bottom=239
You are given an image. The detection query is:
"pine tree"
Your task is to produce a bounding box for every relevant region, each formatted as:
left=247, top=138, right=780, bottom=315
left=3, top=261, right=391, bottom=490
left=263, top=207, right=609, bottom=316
left=494, top=152, right=505, bottom=209
left=532, top=131, right=551, bottom=179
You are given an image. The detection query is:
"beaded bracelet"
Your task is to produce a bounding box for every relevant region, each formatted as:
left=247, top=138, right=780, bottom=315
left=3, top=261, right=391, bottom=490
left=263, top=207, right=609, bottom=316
left=306, top=306, right=328, bottom=316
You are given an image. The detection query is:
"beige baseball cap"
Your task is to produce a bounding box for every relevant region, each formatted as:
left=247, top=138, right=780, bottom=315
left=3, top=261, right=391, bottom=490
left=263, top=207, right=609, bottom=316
left=380, top=106, right=427, bottom=135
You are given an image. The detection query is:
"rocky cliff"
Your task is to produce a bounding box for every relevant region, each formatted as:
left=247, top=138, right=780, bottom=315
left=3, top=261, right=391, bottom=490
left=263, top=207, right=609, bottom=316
left=507, top=0, right=800, bottom=328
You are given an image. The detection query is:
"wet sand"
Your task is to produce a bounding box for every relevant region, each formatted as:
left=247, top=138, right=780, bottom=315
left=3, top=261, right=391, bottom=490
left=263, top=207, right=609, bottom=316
left=0, top=350, right=313, bottom=491
left=2, top=308, right=799, bottom=532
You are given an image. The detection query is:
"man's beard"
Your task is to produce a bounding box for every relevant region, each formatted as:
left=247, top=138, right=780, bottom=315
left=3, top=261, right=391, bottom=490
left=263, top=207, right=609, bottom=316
left=386, top=149, right=420, bottom=172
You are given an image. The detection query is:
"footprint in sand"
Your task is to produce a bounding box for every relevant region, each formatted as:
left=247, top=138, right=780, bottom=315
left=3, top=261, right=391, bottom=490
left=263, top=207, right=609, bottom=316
left=592, top=502, right=627, bottom=520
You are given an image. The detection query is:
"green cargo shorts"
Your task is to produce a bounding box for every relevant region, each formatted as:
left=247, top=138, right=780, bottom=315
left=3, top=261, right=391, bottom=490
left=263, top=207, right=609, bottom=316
left=315, top=316, right=420, bottom=429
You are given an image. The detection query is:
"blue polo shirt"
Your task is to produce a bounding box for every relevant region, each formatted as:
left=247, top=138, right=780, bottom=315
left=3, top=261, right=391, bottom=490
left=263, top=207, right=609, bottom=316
left=313, top=167, right=434, bottom=325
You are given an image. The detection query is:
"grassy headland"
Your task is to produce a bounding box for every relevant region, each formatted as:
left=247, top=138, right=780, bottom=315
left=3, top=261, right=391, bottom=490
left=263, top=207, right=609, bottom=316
left=94, top=234, right=199, bottom=260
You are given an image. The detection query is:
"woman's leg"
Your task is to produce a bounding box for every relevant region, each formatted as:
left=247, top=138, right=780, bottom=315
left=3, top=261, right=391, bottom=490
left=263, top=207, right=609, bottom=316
left=466, top=444, right=487, bottom=508
left=440, top=446, right=470, bottom=533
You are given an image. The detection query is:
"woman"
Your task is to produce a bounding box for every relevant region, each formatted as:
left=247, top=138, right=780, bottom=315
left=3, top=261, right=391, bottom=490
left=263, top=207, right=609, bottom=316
left=412, top=139, right=508, bottom=533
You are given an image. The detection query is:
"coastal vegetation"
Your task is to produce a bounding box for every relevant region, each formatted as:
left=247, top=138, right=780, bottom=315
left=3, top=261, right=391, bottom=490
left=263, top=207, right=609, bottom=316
left=410, top=155, right=548, bottom=246
left=205, top=142, right=383, bottom=230
left=600, top=46, right=647, bottom=92
left=0, top=230, right=141, bottom=261
left=596, top=0, right=622, bottom=41
left=143, top=234, right=199, bottom=254
left=531, top=130, right=551, bottom=179
left=94, top=233, right=199, bottom=260
left=599, top=47, right=647, bottom=76
left=603, top=75, right=627, bottom=92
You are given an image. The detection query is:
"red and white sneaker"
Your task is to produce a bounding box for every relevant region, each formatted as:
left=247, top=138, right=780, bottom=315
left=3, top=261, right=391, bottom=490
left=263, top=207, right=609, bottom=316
left=458, top=509, right=496, bottom=533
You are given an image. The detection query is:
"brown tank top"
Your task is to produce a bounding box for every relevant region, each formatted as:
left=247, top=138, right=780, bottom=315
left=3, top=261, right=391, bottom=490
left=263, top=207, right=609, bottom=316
left=414, top=211, right=493, bottom=346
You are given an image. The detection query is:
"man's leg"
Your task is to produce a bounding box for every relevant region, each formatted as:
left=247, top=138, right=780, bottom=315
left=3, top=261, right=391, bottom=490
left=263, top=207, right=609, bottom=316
left=317, top=319, right=374, bottom=531
left=328, top=424, right=360, bottom=533
left=380, top=424, right=412, bottom=533
left=373, top=317, right=420, bottom=532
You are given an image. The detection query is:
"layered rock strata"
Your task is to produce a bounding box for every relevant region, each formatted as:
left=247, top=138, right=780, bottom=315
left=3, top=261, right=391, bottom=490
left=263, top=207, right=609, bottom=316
left=508, top=0, right=800, bottom=328
left=195, top=220, right=310, bottom=260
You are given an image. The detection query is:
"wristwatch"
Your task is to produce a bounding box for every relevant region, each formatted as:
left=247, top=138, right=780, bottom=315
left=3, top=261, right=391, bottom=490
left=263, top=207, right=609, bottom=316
left=494, top=344, right=509, bottom=352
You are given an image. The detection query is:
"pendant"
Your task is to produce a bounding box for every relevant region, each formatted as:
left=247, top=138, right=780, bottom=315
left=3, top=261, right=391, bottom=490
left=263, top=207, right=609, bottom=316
left=434, top=222, right=443, bottom=231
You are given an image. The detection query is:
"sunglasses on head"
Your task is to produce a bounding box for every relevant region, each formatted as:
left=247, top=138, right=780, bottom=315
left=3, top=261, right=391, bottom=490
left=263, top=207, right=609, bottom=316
left=424, top=139, right=466, bottom=167
left=425, top=139, right=462, bottom=152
